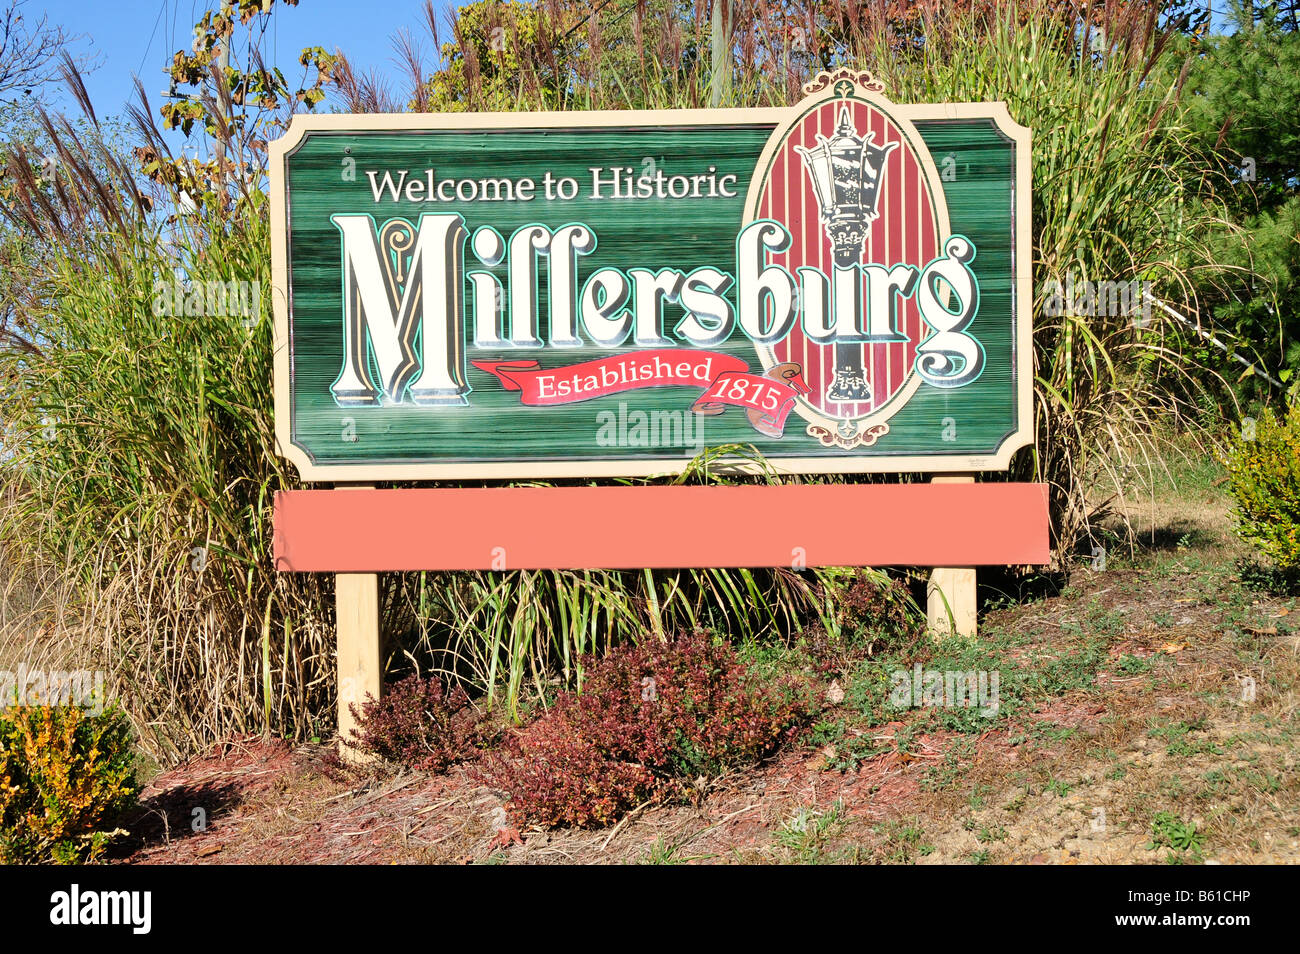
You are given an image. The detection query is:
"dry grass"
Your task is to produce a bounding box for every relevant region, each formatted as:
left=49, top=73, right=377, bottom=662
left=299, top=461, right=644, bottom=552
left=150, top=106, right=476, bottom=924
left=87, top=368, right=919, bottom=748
left=0, top=484, right=100, bottom=674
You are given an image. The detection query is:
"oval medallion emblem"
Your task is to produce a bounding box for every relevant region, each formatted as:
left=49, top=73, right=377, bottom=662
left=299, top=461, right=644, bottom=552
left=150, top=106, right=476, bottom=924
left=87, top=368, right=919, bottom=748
left=746, top=73, right=952, bottom=448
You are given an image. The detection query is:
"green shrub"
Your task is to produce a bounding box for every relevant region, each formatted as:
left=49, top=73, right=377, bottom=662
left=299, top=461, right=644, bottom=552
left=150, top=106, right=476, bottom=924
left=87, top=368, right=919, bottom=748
left=0, top=140, right=339, bottom=761
left=1224, top=407, right=1300, bottom=570
left=0, top=706, right=139, bottom=864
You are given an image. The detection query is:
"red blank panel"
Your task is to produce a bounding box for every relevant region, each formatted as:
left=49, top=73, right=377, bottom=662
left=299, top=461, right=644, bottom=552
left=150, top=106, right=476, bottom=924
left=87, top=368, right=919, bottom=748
left=273, top=483, right=1050, bottom=572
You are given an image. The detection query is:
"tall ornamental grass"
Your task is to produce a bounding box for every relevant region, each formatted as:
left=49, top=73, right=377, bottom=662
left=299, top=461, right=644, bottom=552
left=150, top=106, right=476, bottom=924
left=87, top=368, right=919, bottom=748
left=0, top=83, right=336, bottom=761
left=859, top=1, right=1229, bottom=555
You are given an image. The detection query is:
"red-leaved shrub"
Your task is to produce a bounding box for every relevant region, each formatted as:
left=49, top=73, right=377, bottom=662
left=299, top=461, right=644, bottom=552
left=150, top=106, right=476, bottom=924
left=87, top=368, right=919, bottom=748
left=483, top=634, right=813, bottom=828
left=348, top=675, right=489, bottom=772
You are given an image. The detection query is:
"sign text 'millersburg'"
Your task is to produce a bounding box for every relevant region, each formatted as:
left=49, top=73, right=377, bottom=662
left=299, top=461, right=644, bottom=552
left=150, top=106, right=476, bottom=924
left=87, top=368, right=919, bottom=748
left=331, top=200, right=981, bottom=407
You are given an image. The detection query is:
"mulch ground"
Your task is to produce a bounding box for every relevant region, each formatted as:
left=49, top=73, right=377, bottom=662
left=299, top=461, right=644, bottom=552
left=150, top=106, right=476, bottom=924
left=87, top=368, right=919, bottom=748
left=115, top=698, right=1106, bottom=865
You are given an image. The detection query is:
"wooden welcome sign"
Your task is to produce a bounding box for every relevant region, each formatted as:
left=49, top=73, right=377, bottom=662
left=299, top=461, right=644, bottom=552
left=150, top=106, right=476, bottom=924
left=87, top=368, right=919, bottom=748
left=268, top=70, right=1048, bottom=746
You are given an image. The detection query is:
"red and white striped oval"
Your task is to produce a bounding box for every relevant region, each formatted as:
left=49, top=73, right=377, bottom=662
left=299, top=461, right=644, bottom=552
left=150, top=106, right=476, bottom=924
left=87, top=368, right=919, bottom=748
left=754, top=98, right=944, bottom=423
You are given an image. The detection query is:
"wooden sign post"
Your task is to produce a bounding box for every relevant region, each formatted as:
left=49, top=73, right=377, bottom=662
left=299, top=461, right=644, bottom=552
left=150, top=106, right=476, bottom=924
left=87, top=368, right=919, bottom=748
left=334, top=569, right=379, bottom=749
left=927, top=474, right=979, bottom=638
left=268, top=70, right=1042, bottom=753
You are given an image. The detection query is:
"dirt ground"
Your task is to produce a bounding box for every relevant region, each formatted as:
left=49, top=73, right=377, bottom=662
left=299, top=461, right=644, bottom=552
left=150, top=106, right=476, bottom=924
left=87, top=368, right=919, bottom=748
left=115, top=464, right=1300, bottom=865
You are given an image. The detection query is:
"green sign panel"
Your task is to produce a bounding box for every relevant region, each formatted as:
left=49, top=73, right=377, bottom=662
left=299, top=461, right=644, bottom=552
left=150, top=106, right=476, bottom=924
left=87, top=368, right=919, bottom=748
left=271, top=70, right=1032, bottom=480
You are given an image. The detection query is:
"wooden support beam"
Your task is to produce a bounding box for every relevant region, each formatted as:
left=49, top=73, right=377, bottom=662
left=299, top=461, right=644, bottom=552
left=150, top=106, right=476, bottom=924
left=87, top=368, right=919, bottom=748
left=330, top=484, right=380, bottom=761
left=335, top=571, right=380, bottom=762
left=927, top=474, right=979, bottom=638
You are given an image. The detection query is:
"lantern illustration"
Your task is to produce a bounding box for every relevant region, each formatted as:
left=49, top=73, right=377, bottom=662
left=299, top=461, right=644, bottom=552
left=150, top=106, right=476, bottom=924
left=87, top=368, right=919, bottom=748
left=795, top=105, right=898, bottom=404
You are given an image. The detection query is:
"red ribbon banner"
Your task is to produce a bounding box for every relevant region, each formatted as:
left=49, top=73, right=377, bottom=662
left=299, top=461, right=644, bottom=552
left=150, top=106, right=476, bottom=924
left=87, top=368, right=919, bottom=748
left=472, top=350, right=809, bottom=438
left=691, top=362, right=811, bottom=438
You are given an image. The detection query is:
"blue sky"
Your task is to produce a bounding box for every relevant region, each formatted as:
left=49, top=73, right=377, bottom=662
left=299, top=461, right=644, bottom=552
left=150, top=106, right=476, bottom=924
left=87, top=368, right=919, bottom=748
left=43, top=0, right=455, bottom=120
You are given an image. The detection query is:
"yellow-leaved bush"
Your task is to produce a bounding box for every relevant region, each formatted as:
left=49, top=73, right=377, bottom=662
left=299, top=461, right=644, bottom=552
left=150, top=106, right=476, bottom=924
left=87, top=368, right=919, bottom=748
left=0, top=706, right=139, bottom=864
left=1225, top=406, right=1300, bottom=571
